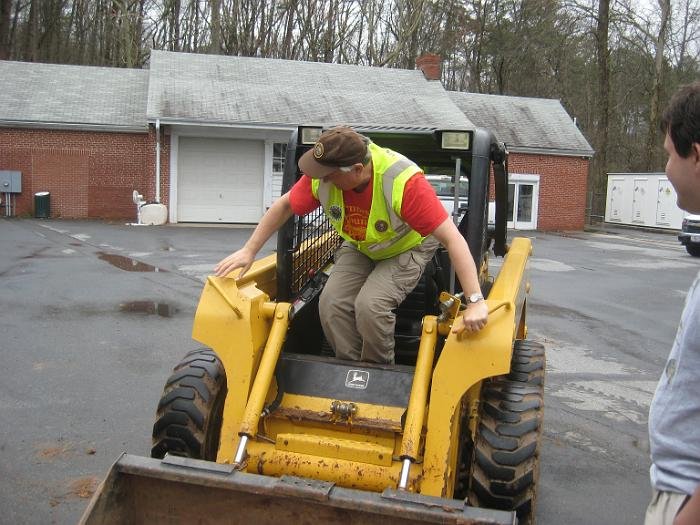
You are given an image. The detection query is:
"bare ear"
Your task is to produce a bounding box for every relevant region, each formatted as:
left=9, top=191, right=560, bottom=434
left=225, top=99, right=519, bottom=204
left=692, top=143, right=700, bottom=171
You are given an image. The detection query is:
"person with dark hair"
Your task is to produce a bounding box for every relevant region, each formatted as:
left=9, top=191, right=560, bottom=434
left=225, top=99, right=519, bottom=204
left=645, top=81, right=700, bottom=525
left=215, top=126, right=489, bottom=364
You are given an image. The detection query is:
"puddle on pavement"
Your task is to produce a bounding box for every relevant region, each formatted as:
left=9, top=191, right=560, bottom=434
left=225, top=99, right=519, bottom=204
left=119, top=301, right=177, bottom=317
left=97, top=252, right=167, bottom=272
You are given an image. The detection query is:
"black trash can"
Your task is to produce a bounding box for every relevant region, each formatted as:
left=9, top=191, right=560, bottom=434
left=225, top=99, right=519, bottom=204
left=34, top=191, right=50, bottom=218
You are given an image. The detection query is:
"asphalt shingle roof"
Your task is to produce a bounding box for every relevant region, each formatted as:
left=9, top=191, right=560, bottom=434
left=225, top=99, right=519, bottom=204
left=147, top=50, right=474, bottom=130
left=0, top=54, right=594, bottom=158
left=0, top=60, right=148, bottom=131
left=449, top=92, right=594, bottom=157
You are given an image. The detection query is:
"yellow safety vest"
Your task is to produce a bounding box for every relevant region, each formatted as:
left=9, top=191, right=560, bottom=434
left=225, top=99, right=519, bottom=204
left=311, top=142, right=425, bottom=260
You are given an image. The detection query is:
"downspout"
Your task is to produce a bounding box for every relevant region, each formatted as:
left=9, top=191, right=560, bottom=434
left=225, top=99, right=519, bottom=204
left=155, top=119, right=161, bottom=203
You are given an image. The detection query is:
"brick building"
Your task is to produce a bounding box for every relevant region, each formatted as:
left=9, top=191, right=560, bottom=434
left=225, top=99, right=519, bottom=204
left=0, top=52, right=592, bottom=230
left=0, top=61, right=169, bottom=220
left=449, top=93, right=593, bottom=230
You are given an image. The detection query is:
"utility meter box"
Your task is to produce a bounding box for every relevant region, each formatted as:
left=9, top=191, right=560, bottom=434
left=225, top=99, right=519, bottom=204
left=605, top=172, right=684, bottom=229
left=0, top=171, right=22, bottom=193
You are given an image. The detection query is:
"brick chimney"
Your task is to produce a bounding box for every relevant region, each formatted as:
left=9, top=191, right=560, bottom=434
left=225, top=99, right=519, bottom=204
left=416, top=53, right=442, bottom=81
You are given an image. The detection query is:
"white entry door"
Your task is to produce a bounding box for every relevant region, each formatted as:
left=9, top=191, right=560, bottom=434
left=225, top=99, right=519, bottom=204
left=632, top=178, right=648, bottom=224
left=655, top=179, right=676, bottom=227
left=608, top=177, right=625, bottom=221
left=508, top=175, right=539, bottom=230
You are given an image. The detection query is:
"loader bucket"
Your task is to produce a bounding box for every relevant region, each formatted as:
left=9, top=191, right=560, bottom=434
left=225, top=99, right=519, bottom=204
left=81, top=454, right=516, bottom=525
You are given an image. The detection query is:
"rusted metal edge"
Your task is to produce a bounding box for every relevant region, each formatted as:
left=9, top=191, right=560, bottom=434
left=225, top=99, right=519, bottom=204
left=100, top=454, right=516, bottom=525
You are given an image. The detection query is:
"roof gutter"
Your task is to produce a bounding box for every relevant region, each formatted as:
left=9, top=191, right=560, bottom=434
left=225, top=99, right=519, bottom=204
left=145, top=117, right=476, bottom=134
left=146, top=116, right=296, bottom=131
left=507, top=145, right=595, bottom=158
left=0, top=119, right=148, bottom=134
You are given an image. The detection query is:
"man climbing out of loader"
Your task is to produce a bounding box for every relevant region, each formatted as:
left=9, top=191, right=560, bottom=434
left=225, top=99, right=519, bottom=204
left=215, top=126, right=488, bottom=364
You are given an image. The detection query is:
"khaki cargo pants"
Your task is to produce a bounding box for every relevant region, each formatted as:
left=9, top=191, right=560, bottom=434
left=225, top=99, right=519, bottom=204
left=319, top=237, right=440, bottom=364
left=644, top=489, right=689, bottom=525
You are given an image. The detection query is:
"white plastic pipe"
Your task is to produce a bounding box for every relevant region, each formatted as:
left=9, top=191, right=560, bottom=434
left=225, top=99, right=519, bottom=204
left=155, top=119, right=161, bottom=203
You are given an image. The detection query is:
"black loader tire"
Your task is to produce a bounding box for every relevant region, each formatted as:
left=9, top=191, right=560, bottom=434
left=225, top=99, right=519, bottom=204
left=468, top=339, right=545, bottom=524
left=151, top=348, right=227, bottom=460
left=686, top=244, right=700, bottom=257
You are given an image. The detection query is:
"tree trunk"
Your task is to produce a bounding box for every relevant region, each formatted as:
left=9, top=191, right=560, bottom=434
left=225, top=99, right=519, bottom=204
left=323, top=0, right=336, bottom=62
left=22, top=0, right=38, bottom=61
left=0, top=0, right=11, bottom=60
left=592, top=0, right=610, bottom=221
left=644, top=0, right=671, bottom=170
left=210, top=0, right=221, bottom=53
left=281, top=0, right=297, bottom=58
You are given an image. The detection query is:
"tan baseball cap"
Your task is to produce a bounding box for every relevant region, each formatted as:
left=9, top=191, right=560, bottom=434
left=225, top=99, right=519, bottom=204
left=298, top=127, right=369, bottom=178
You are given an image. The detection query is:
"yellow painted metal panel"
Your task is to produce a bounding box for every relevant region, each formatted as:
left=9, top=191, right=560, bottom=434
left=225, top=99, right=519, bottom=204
left=276, top=433, right=394, bottom=466
left=191, top=257, right=279, bottom=464
left=265, top=418, right=397, bottom=448
left=271, top=393, right=406, bottom=432
left=420, top=237, right=531, bottom=497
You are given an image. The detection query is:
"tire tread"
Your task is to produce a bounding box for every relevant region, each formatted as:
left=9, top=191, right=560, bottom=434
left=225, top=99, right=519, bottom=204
left=151, top=348, right=226, bottom=460
left=467, top=340, right=545, bottom=524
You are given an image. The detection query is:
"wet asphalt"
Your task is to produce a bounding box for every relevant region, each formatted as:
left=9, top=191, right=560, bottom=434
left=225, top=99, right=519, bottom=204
left=0, top=218, right=697, bottom=524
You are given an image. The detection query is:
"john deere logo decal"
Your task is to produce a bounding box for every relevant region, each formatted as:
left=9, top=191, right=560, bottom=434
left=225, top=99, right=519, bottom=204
left=345, top=370, right=369, bottom=389
left=375, top=220, right=388, bottom=232
left=329, top=205, right=342, bottom=220
left=313, top=142, right=325, bottom=159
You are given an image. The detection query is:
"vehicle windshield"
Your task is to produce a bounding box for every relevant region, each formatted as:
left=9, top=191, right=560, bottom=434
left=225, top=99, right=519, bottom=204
left=426, top=175, right=469, bottom=199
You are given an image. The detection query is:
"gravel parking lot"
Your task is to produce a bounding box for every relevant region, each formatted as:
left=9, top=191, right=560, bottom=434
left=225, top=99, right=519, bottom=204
left=0, top=218, right=696, bottom=524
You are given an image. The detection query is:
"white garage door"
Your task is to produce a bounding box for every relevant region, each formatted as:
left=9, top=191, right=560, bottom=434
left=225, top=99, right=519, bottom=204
left=178, top=137, right=264, bottom=223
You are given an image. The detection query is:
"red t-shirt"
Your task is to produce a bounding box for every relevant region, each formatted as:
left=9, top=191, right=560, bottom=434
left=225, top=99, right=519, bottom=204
left=289, top=173, right=448, bottom=241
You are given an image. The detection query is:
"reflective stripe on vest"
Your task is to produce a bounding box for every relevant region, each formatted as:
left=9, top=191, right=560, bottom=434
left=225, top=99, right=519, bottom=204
left=311, top=143, right=425, bottom=260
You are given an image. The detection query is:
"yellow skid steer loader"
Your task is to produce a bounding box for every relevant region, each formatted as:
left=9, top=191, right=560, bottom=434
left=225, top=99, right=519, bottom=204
left=81, top=126, right=544, bottom=524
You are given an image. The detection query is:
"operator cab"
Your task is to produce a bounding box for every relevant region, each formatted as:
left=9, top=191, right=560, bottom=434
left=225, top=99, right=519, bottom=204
left=277, top=126, right=508, bottom=365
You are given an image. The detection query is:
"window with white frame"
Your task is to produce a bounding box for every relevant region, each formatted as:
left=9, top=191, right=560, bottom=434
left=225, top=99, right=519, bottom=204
left=272, top=143, right=287, bottom=199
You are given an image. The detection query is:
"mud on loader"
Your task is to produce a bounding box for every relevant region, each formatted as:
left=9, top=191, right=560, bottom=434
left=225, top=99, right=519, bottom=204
left=82, top=126, right=545, bottom=524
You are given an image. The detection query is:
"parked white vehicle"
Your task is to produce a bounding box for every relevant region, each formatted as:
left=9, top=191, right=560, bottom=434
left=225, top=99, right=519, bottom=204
left=426, top=174, right=469, bottom=221
left=426, top=174, right=495, bottom=226
left=679, top=214, right=700, bottom=257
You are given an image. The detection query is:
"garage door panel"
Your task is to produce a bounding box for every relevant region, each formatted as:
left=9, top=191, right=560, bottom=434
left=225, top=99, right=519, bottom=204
left=182, top=204, right=262, bottom=223
left=178, top=137, right=264, bottom=223
left=182, top=188, right=261, bottom=203
left=188, top=188, right=262, bottom=200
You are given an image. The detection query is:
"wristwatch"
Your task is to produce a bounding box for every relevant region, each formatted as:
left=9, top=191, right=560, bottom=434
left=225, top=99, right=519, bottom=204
left=466, top=292, right=484, bottom=304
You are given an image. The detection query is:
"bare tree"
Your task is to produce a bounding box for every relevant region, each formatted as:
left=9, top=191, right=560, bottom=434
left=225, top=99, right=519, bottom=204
left=643, top=0, right=671, bottom=170
left=22, top=0, right=38, bottom=61
left=210, top=0, right=221, bottom=53
left=0, top=0, right=12, bottom=59
left=591, top=0, right=610, bottom=218
left=669, top=0, right=700, bottom=82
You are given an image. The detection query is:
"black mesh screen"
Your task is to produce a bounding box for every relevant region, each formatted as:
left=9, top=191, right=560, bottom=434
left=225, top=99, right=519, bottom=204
left=288, top=208, right=342, bottom=297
